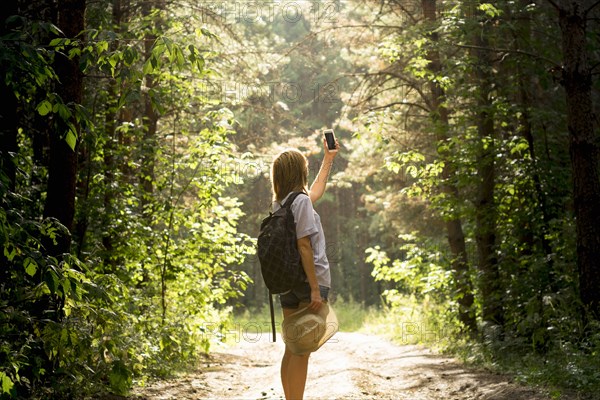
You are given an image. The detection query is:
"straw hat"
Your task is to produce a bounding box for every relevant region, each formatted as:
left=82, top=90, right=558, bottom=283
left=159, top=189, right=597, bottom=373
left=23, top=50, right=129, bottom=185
left=281, top=302, right=339, bottom=355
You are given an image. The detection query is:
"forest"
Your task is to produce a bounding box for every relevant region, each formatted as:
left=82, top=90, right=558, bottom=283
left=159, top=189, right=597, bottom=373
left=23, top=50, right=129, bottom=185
left=1, top=0, right=599, bottom=398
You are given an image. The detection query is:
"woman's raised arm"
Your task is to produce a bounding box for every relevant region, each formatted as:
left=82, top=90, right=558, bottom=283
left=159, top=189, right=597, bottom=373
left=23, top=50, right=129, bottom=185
left=309, top=138, right=339, bottom=203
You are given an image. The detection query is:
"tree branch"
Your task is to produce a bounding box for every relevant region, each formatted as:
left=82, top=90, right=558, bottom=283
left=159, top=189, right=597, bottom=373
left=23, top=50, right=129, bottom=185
left=542, top=0, right=561, bottom=11
left=388, top=0, right=420, bottom=24
left=368, top=101, right=430, bottom=113
left=453, top=43, right=560, bottom=67
left=586, top=0, right=600, bottom=15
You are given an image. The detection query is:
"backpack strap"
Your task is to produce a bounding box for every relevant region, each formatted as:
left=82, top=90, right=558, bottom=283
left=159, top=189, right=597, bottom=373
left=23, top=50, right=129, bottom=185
left=269, top=291, right=276, bottom=342
left=282, top=191, right=307, bottom=209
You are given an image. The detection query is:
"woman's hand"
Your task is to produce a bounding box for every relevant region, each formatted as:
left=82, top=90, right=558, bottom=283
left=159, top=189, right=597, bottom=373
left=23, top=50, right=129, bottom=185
left=322, top=137, right=340, bottom=160
left=309, top=287, right=323, bottom=311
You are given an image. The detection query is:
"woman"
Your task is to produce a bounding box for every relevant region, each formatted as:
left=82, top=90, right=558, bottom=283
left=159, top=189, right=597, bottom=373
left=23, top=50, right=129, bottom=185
left=270, top=136, right=339, bottom=400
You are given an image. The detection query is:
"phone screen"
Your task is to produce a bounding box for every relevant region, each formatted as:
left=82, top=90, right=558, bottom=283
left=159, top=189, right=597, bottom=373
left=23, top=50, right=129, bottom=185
left=324, top=130, right=336, bottom=150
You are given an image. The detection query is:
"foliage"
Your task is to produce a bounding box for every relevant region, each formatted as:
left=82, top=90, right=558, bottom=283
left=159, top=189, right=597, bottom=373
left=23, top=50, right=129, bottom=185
left=357, top=0, right=599, bottom=395
left=1, top=176, right=130, bottom=397
left=360, top=293, right=464, bottom=348
left=1, top=1, right=252, bottom=398
left=2, top=0, right=600, bottom=397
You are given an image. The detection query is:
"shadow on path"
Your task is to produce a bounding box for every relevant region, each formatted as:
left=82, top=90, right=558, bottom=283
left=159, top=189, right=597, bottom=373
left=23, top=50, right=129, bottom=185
left=132, top=332, right=565, bottom=400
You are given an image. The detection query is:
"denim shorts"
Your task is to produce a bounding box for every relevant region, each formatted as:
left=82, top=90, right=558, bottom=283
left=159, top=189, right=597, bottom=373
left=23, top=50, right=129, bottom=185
left=279, top=283, right=330, bottom=309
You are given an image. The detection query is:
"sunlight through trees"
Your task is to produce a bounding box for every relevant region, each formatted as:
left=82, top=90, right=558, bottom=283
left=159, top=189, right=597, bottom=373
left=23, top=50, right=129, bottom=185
left=1, top=0, right=599, bottom=398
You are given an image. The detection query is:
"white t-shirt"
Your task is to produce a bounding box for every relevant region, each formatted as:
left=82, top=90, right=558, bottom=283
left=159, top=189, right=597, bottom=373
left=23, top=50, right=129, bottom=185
left=273, top=192, right=331, bottom=288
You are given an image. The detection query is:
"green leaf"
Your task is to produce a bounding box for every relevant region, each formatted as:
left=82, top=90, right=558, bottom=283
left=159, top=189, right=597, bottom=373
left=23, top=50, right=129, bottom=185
left=0, top=372, right=14, bottom=394
left=510, top=140, right=529, bottom=155
left=44, top=268, right=59, bottom=294
left=123, top=47, right=136, bottom=65
left=109, top=54, right=119, bottom=68
left=143, top=59, right=154, bottom=75
left=3, top=244, right=16, bottom=261
left=200, top=27, right=214, bottom=38
left=24, top=257, right=38, bottom=277
left=56, top=103, right=72, bottom=120
left=97, top=40, right=109, bottom=53
left=65, top=130, right=77, bottom=151
left=37, top=100, right=53, bottom=116
left=478, top=3, right=502, bottom=17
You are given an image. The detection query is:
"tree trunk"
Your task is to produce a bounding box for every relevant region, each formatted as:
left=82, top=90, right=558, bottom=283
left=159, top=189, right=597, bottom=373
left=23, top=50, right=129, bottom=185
left=511, top=1, right=554, bottom=265
left=139, top=0, right=168, bottom=323
left=471, top=5, right=503, bottom=330
left=97, top=0, right=128, bottom=272
left=557, top=0, right=600, bottom=318
left=43, top=0, right=85, bottom=253
left=422, top=0, right=477, bottom=334
left=140, top=0, right=162, bottom=207
left=0, top=2, right=19, bottom=192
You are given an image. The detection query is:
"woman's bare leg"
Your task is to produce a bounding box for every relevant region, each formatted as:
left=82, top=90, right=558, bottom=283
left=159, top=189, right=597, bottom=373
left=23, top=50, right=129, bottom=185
left=281, top=345, right=291, bottom=399
left=281, top=308, right=311, bottom=400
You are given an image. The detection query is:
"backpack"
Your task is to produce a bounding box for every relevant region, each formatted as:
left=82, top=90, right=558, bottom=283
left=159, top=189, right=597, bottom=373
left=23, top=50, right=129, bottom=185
left=257, top=191, right=307, bottom=341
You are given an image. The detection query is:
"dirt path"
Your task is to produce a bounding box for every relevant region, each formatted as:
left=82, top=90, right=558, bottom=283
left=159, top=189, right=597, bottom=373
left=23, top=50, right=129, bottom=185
left=133, top=332, right=555, bottom=400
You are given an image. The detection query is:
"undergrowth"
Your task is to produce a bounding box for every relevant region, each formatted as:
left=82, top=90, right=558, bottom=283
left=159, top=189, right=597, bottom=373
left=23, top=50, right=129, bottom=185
left=359, top=294, right=600, bottom=399
left=225, top=295, right=378, bottom=341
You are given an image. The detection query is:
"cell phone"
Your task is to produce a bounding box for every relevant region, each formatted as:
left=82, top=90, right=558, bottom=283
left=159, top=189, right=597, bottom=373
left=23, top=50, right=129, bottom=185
left=323, top=129, right=337, bottom=151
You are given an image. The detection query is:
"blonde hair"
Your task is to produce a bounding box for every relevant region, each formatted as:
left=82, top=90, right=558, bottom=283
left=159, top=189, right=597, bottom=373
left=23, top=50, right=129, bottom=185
left=271, top=149, right=309, bottom=202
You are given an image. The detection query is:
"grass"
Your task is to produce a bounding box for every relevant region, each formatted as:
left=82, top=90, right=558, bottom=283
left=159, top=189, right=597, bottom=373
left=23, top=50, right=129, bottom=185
left=224, top=294, right=446, bottom=342
left=226, top=297, right=380, bottom=336
left=358, top=294, right=463, bottom=348
left=475, top=337, right=600, bottom=399
left=357, top=297, right=600, bottom=398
